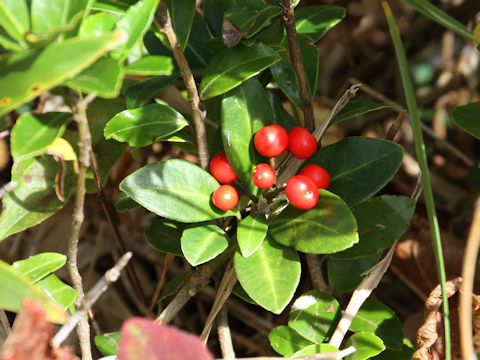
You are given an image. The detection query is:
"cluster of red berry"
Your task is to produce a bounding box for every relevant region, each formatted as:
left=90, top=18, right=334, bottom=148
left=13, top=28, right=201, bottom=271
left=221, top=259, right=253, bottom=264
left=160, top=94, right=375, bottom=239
left=210, top=125, right=330, bottom=211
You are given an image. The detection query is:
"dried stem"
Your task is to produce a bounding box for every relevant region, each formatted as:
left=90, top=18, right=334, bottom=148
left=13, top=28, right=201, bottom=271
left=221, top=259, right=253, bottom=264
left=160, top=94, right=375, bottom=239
left=386, top=109, right=407, bottom=141
left=460, top=196, right=480, bottom=360
left=0, top=309, right=10, bottom=337
left=218, top=307, right=235, bottom=360
left=156, top=2, right=209, bottom=169
left=149, top=253, right=174, bottom=311
left=53, top=252, right=132, bottom=347
left=281, top=0, right=314, bottom=132
left=67, top=93, right=96, bottom=360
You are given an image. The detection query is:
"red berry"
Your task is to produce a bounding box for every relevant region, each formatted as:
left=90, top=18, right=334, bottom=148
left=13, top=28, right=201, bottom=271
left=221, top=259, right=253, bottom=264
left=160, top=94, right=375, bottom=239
left=287, top=127, right=317, bottom=159
left=212, top=185, right=239, bottom=211
left=299, top=164, right=330, bottom=189
left=252, top=163, right=276, bottom=189
left=210, top=151, right=237, bottom=184
left=254, top=125, right=288, bottom=157
left=285, top=175, right=319, bottom=210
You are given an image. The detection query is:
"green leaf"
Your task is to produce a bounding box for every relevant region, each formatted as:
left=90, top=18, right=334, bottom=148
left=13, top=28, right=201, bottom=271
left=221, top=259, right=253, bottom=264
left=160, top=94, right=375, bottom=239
left=0, top=32, right=124, bottom=117
left=125, top=74, right=178, bottom=109
left=166, top=0, right=196, bottom=50
left=345, top=332, right=386, bottom=360
left=13, top=253, right=66, bottom=283
left=181, top=223, right=229, bottom=266
left=288, top=291, right=341, bottom=344
left=234, top=236, right=300, bottom=314
left=237, top=214, right=268, bottom=257
left=305, top=137, right=404, bottom=207
left=269, top=326, right=315, bottom=357
left=332, top=196, right=415, bottom=260
left=269, top=190, right=358, bottom=254
left=66, top=57, right=124, bottom=98
left=159, top=271, right=189, bottom=302
left=270, top=35, right=318, bottom=107
left=104, top=104, right=188, bottom=147
left=80, top=12, right=117, bottom=37
left=295, top=5, right=345, bottom=42
left=116, top=0, right=160, bottom=58
left=327, top=253, right=382, bottom=293
left=269, top=92, right=299, bottom=131
left=0, top=156, right=75, bottom=241
left=331, top=100, right=402, bottom=127
left=292, top=344, right=338, bottom=357
left=232, top=282, right=256, bottom=304
left=372, top=340, right=415, bottom=360
left=30, top=0, right=86, bottom=36
left=0, top=0, right=29, bottom=43
left=95, top=332, right=121, bottom=356
left=10, top=112, right=72, bottom=161
left=120, top=159, right=238, bottom=222
left=203, top=0, right=236, bottom=37
left=115, top=192, right=140, bottom=212
left=221, top=78, right=273, bottom=194
left=125, top=56, right=174, bottom=76
left=145, top=219, right=185, bottom=256
left=200, top=43, right=281, bottom=100
left=451, top=102, right=480, bottom=139
left=401, top=0, right=472, bottom=41
left=184, top=12, right=214, bottom=71
left=350, top=300, right=403, bottom=350
left=0, top=260, right=66, bottom=323
left=36, top=274, right=78, bottom=310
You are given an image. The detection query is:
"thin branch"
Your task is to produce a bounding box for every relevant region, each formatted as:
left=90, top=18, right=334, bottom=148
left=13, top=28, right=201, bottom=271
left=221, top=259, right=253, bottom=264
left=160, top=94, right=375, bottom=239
left=281, top=0, right=314, bottom=132
left=305, top=254, right=330, bottom=293
left=218, top=307, right=235, bottom=360
left=0, top=181, right=17, bottom=200
left=0, top=309, right=10, bottom=336
left=460, top=196, right=480, bottom=360
left=53, top=252, right=132, bottom=347
left=218, top=346, right=356, bottom=360
left=149, top=253, right=174, bottom=311
left=386, top=109, right=407, bottom=141
left=67, top=93, right=96, bottom=360
left=156, top=2, right=209, bottom=169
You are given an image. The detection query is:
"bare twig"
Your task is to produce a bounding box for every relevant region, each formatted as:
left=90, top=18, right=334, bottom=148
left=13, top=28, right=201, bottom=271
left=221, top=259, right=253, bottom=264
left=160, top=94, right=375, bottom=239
left=0, top=309, right=11, bottom=336
left=0, top=181, right=17, bottom=200
left=53, top=252, right=132, bottom=347
left=281, top=0, right=315, bottom=132
left=67, top=93, right=96, bottom=360
left=218, top=346, right=356, bottom=360
left=218, top=308, right=235, bottom=360
left=306, top=254, right=330, bottom=293
left=149, top=253, right=174, bottom=311
left=460, top=196, right=480, bottom=360
left=386, top=109, right=407, bottom=141
left=156, top=2, right=209, bottom=169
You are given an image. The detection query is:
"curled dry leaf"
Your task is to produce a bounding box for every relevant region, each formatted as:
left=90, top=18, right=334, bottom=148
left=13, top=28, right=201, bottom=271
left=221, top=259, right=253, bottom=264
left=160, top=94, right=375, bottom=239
left=0, top=299, right=79, bottom=360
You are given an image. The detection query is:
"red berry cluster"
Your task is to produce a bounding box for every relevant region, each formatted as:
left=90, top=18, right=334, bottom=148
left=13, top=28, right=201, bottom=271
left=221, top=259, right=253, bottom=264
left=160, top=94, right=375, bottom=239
left=209, top=125, right=330, bottom=211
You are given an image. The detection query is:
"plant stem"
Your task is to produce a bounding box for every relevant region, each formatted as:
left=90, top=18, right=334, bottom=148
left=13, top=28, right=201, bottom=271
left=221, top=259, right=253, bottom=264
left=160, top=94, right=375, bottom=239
left=156, top=2, right=209, bottom=169
left=0, top=309, right=10, bottom=336
left=218, top=308, right=235, bottom=360
left=383, top=3, right=451, bottom=359
left=281, top=0, right=315, bottom=132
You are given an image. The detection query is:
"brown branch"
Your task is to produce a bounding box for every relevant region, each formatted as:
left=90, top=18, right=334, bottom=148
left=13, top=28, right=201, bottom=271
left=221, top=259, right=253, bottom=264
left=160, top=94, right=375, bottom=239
left=281, top=0, right=314, bottom=132
left=305, top=254, right=330, bottom=293
left=67, top=93, right=96, bottom=360
left=0, top=309, right=11, bottom=336
left=218, top=307, right=235, bottom=360
left=386, top=109, right=407, bottom=141
left=149, top=253, right=174, bottom=311
left=156, top=2, right=209, bottom=169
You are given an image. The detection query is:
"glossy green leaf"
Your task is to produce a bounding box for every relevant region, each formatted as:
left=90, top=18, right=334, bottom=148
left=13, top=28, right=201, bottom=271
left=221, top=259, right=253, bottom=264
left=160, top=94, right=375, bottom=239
left=203, top=0, right=236, bottom=37
left=269, top=326, right=315, bottom=357
left=0, top=260, right=66, bottom=323
left=269, top=190, right=358, bottom=254
left=92, top=0, right=131, bottom=14
left=270, top=35, right=318, bottom=107
left=104, top=104, right=188, bottom=147
left=95, top=332, right=121, bottom=356
left=350, top=300, right=403, bottom=350
left=292, top=344, right=338, bottom=357
left=345, top=332, right=386, bottom=360
left=125, top=74, right=178, bottom=109
left=120, top=159, right=238, bottom=222
left=125, top=56, right=174, bottom=76
left=0, top=32, right=123, bottom=117
left=166, top=0, right=196, bottom=50
left=181, top=224, right=228, bottom=266
left=145, top=219, right=185, bottom=256
left=0, top=0, right=29, bottom=42
left=13, top=253, right=66, bottom=283
left=0, top=27, right=22, bottom=51
left=221, top=78, right=273, bottom=194
left=80, top=12, right=117, bottom=36
left=288, top=291, right=341, bottom=344
left=332, top=196, right=415, bottom=260
left=305, top=137, right=403, bottom=207
left=237, top=214, right=268, bottom=257
left=116, top=0, right=160, bottom=58
left=327, top=253, right=382, bottom=293
left=401, top=0, right=472, bottom=41
left=331, top=100, right=402, bottom=127
left=234, top=236, right=300, bottom=314
left=200, top=43, right=281, bottom=99
left=36, top=274, right=78, bottom=310
left=66, top=57, right=124, bottom=98
left=10, top=112, right=72, bottom=161
left=372, top=340, right=414, bottom=360
left=0, top=156, right=75, bottom=241
left=451, top=102, right=480, bottom=139
left=295, top=5, right=345, bottom=42
left=269, top=92, right=299, bottom=131
left=184, top=12, right=214, bottom=71
left=159, top=272, right=189, bottom=302
left=31, top=0, right=86, bottom=35
left=115, top=192, right=140, bottom=212
left=232, top=282, right=256, bottom=305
